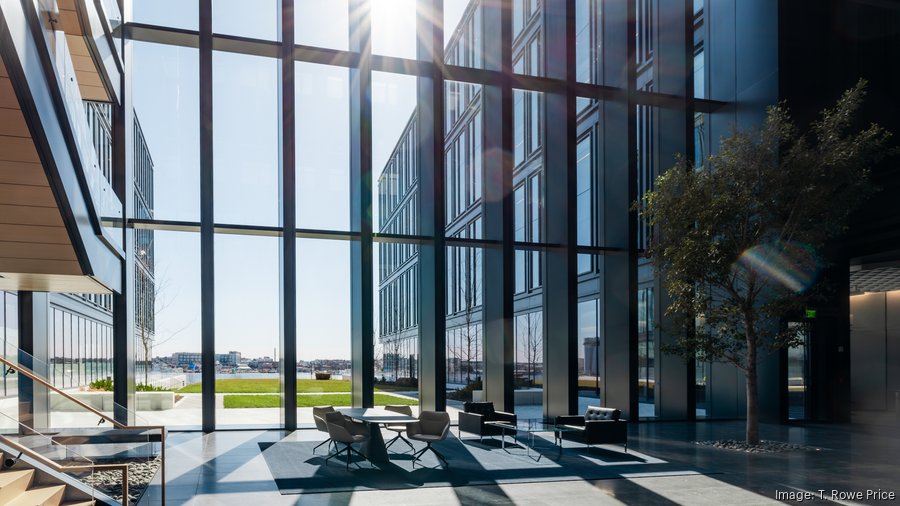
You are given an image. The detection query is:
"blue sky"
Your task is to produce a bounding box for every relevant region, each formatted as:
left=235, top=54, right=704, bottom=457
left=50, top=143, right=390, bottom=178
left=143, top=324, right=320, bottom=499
left=132, top=1, right=470, bottom=359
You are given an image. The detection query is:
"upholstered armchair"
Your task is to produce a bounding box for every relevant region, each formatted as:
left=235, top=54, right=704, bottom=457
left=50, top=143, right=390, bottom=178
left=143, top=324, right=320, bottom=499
left=556, top=406, right=628, bottom=452
left=384, top=404, right=415, bottom=452
left=323, top=411, right=371, bottom=469
left=407, top=411, right=451, bottom=467
left=457, top=401, right=517, bottom=443
left=312, top=406, right=336, bottom=454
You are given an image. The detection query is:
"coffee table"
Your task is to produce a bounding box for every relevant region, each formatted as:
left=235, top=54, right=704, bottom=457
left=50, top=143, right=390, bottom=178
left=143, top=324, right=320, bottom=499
left=483, top=419, right=577, bottom=461
left=339, top=408, right=418, bottom=464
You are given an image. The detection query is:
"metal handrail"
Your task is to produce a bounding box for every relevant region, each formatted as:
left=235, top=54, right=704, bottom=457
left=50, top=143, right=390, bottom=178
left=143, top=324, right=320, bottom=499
left=0, top=434, right=129, bottom=505
left=0, top=356, right=165, bottom=504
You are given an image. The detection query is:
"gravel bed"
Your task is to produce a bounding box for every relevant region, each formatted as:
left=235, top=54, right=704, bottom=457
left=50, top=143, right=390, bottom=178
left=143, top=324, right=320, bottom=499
left=695, top=439, right=813, bottom=453
left=81, top=456, right=161, bottom=503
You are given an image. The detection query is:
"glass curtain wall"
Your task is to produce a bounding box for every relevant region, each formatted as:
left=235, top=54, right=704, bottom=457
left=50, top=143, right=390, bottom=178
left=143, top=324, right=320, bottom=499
left=123, top=0, right=707, bottom=427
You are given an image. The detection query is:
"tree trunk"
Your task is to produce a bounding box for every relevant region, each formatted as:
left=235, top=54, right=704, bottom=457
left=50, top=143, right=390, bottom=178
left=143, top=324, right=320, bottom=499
left=746, top=337, right=760, bottom=445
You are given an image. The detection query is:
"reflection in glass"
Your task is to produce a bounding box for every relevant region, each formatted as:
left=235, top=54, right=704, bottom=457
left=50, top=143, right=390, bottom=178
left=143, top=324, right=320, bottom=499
left=514, top=310, right=543, bottom=413
left=375, top=242, right=420, bottom=400
left=373, top=72, right=418, bottom=235
left=695, top=355, right=708, bottom=418
left=445, top=81, right=483, bottom=233
left=578, top=298, right=601, bottom=401
left=787, top=322, right=809, bottom=420
left=446, top=245, right=483, bottom=402
left=637, top=285, right=655, bottom=418
left=444, top=0, right=483, bottom=68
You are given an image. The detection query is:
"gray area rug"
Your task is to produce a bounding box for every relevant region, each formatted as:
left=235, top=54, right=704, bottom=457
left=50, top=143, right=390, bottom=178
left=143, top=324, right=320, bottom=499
left=259, top=433, right=711, bottom=495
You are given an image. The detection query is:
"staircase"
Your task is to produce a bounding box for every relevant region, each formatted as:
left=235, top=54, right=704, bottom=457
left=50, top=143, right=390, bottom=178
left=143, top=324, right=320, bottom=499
left=0, top=452, right=96, bottom=506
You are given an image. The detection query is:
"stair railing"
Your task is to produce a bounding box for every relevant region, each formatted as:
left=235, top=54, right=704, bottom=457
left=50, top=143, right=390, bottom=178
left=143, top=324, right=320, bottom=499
left=0, top=350, right=165, bottom=505
left=0, top=407, right=129, bottom=504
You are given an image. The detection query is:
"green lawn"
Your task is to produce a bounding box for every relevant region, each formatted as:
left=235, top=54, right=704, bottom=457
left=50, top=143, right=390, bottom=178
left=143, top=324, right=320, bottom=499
left=178, top=379, right=354, bottom=394
left=178, top=378, right=413, bottom=394
left=222, top=393, right=418, bottom=409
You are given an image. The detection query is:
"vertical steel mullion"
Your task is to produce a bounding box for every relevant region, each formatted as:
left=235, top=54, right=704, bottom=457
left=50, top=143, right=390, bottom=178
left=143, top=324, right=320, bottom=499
left=684, top=0, right=697, bottom=421
left=279, top=0, right=298, bottom=431
left=417, top=0, right=446, bottom=412
left=113, top=0, right=135, bottom=426
left=199, top=0, right=216, bottom=432
left=626, top=0, right=640, bottom=422
left=482, top=0, right=515, bottom=413
left=350, top=0, right=374, bottom=408
left=540, top=0, right=577, bottom=419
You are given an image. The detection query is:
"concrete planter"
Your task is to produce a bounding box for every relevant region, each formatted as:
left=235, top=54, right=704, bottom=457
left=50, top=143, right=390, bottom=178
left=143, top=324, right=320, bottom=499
left=50, top=391, right=175, bottom=411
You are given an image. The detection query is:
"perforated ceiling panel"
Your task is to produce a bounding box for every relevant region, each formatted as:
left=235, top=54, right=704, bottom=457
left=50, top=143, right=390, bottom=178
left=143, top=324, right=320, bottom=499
left=849, top=266, right=900, bottom=294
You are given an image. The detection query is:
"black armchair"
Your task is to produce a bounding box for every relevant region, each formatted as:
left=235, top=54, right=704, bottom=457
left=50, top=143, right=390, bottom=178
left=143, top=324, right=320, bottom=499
left=556, top=406, right=628, bottom=452
left=458, top=401, right=517, bottom=443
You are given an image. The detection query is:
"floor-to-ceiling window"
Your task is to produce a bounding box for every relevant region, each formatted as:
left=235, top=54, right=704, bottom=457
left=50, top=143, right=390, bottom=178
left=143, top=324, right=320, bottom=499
left=122, top=0, right=712, bottom=427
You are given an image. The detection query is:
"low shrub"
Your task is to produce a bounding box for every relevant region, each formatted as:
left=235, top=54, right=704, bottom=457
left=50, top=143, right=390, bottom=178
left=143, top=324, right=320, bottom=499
left=89, top=378, right=113, bottom=391
left=314, top=372, right=332, bottom=380
left=136, top=383, right=169, bottom=392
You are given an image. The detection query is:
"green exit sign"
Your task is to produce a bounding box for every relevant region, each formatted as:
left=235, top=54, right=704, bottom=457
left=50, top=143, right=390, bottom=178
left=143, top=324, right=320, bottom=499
left=805, top=308, right=817, bottom=319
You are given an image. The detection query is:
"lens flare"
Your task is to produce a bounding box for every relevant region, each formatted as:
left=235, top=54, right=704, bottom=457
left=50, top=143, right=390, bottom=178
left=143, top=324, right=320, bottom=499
left=735, top=241, right=821, bottom=293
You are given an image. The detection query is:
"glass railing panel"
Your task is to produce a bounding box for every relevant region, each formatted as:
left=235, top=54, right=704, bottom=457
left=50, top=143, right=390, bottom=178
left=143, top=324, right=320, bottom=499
left=0, top=410, right=98, bottom=503
left=1, top=344, right=163, bottom=504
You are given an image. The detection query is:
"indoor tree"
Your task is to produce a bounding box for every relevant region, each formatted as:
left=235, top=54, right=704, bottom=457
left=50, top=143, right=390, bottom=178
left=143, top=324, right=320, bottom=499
left=638, top=80, right=891, bottom=445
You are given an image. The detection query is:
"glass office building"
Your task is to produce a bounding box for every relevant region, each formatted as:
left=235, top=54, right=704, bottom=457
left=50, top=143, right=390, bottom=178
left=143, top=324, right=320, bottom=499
left=2, top=0, right=899, bottom=435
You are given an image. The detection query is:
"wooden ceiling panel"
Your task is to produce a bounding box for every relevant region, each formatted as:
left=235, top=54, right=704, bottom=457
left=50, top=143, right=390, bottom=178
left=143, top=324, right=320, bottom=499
left=0, top=258, right=81, bottom=275
left=0, top=109, right=30, bottom=137
left=0, top=205, right=65, bottom=227
left=0, top=78, right=22, bottom=110
left=0, top=137, right=40, bottom=163
left=0, top=161, right=50, bottom=187
left=0, top=184, right=58, bottom=207
left=0, top=223, right=71, bottom=244
left=58, top=10, right=83, bottom=36
left=0, top=241, right=77, bottom=261
left=79, top=85, right=108, bottom=102
left=74, top=69, right=103, bottom=88
left=66, top=34, right=89, bottom=57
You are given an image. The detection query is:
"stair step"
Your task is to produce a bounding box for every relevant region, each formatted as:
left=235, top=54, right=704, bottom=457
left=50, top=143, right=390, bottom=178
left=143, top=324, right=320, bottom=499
left=60, top=501, right=95, bottom=506
left=0, top=469, right=35, bottom=503
left=6, top=484, right=66, bottom=506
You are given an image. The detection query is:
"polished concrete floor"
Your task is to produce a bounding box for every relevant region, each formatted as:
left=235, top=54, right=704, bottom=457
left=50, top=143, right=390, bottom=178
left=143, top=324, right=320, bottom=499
left=138, top=416, right=900, bottom=505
